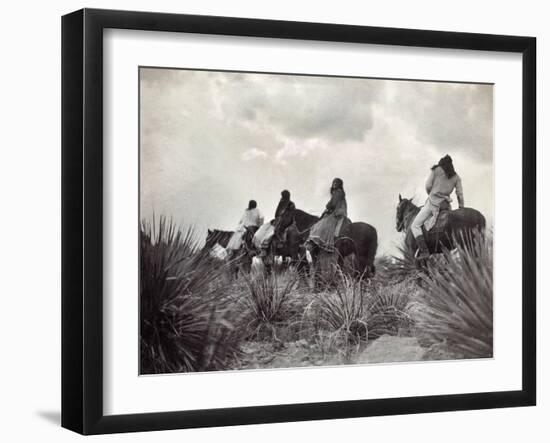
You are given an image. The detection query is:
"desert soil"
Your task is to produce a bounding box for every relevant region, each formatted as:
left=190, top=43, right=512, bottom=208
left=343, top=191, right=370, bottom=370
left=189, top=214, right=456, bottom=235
left=235, top=334, right=434, bottom=370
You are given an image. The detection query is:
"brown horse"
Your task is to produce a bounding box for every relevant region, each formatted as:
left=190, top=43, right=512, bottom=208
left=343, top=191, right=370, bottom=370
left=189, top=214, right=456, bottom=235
left=395, top=194, right=486, bottom=256
left=276, top=208, right=378, bottom=278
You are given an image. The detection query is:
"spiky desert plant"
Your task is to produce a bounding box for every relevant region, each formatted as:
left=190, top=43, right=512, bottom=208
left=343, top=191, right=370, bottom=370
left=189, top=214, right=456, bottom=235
left=240, top=271, right=298, bottom=339
left=140, top=217, right=243, bottom=374
left=311, top=270, right=369, bottom=346
left=365, top=280, right=415, bottom=339
left=414, top=230, right=493, bottom=358
left=376, top=244, right=424, bottom=284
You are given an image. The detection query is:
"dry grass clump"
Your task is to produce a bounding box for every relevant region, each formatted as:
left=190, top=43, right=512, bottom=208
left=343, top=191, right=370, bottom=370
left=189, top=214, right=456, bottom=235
left=413, top=231, right=493, bottom=358
left=301, top=269, right=418, bottom=363
left=238, top=269, right=300, bottom=340
left=366, top=279, right=416, bottom=340
left=306, top=271, right=369, bottom=348
left=140, top=217, right=243, bottom=374
left=140, top=215, right=492, bottom=373
left=375, top=244, right=423, bottom=284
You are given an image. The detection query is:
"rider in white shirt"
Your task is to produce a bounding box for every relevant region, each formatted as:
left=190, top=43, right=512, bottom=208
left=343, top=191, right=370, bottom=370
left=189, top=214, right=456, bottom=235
left=411, top=155, right=464, bottom=259
left=227, top=200, right=264, bottom=251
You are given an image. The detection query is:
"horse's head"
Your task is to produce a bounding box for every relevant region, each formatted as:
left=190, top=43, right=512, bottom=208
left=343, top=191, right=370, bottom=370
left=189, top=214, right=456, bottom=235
left=396, top=194, right=413, bottom=232
left=242, top=226, right=258, bottom=251
left=204, top=229, right=219, bottom=249
left=274, top=206, right=295, bottom=237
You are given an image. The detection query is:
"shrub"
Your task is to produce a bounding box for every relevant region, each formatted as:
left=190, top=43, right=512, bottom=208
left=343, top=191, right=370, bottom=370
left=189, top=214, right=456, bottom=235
left=366, top=280, right=415, bottom=339
left=239, top=270, right=298, bottom=339
left=140, top=217, right=243, bottom=374
left=413, top=231, right=493, bottom=358
left=376, top=244, right=424, bottom=284
left=311, top=271, right=369, bottom=346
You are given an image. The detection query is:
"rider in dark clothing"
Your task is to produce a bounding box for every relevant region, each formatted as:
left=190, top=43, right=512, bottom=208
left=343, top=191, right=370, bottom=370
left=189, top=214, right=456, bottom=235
left=275, top=190, right=295, bottom=218
left=274, top=189, right=295, bottom=236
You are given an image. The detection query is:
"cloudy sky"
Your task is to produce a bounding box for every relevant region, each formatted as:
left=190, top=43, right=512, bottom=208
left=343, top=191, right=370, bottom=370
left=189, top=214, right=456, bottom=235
left=140, top=68, right=493, bottom=256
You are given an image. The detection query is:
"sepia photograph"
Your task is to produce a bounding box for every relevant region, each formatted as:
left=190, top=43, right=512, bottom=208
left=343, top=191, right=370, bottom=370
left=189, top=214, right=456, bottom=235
left=139, top=67, right=493, bottom=375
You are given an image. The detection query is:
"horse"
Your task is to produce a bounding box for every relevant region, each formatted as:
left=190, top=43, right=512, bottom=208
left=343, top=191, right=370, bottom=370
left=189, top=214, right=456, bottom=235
left=263, top=208, right=319, bottom=271
left=204, top=229, right=233, bottom=250
left=276, top=208, right=378, bottom=279
left=395, top=194, right=486, bottom=256
left=203, top=227, right=257, bottom=278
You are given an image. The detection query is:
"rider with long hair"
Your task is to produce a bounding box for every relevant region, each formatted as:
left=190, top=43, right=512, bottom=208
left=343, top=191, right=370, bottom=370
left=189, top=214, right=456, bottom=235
left=411, top=155, right=464, bottom=259
left=307, top=178, right=348, bottom=252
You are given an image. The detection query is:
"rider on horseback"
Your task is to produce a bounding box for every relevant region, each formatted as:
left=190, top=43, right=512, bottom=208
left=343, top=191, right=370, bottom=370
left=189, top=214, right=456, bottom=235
left=273, top=190, right=296, bottom=237
left=411, top=155, right=464, bottom=260
left=307, top=178, right=349, bottom=252
left=227, top=199, right=264, bottom=254
left=253, top=190, right=295, bottom=255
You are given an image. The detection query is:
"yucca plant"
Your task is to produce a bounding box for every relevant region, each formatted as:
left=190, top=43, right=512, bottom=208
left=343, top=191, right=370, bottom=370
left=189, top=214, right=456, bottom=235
left=239, top=271, right=298, bottom=339
left=140, top=217, right=243, bottom=374
left=413, top=231, right=493, bottom=359
left=311, top=270, right=369, bottom=346
left=365, top=280, right=415, bottom=339
left=376, top=244, right=425, bottom=284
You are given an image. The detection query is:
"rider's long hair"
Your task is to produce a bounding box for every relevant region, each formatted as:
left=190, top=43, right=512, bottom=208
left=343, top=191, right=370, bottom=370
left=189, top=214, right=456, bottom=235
left=330, top=177, right=345, bottom=196
left=432, top=155, right=456, bottom=179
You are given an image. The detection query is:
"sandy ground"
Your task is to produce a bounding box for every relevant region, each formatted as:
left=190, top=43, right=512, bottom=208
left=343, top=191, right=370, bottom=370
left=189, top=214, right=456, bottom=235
left=235, top=334, right=433, bottom=370
left=355, top=335, right=426, bottom=364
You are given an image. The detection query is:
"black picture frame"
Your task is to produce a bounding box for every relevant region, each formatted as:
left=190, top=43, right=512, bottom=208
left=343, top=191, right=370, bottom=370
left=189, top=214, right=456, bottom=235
left=62, top=8, right=536, bottom=435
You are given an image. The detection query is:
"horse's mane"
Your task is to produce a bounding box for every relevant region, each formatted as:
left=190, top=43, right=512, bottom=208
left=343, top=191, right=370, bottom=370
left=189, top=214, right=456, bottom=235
left=403, top=199, right=419, bottom=211
left=292, top=208, right=319, bottom=232
left=402, top=200, right=420, bottom=219
left=294, top=208, right=319, bottom=221
left=209, top=229, right=233, bottom=235
left=396, top=198, right=420, bottom=234
left=204, top=229, right=234, bottom=249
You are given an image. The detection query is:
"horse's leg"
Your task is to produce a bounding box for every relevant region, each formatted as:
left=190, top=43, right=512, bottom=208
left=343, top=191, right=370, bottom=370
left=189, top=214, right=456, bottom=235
left=354, top=255, right=374, bottom=280
left=405, top=230, right=417, bottom=257
left=263, top=247, right=273, bottom=275
left=292, top=250, right=303, bottom=274
left=314, top=249, right=335, bottom=289
left=337, top=252, right=345, bottom=271
left=295, top=254, right=305, bottom=277
left=306, top=245, right=321, bottom=291
left=242, top=255, right=251, bottom=275
left=405, top=229, right=429, bottom=272
left=291, top=248, right=306, bottom=286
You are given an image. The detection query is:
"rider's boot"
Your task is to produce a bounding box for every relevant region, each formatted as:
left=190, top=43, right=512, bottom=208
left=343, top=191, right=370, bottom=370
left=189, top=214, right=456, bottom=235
left=415, top=235, right=430, bottom=260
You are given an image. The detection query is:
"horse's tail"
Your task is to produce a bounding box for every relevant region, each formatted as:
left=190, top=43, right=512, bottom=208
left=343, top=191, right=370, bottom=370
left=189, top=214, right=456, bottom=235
left=465, top=209, right=486, bottom=236
left=474, top=211, right=487, bottom=243
left=366, top=229, right=378, bottom=277
left=478, top=211, right=487, bottom=230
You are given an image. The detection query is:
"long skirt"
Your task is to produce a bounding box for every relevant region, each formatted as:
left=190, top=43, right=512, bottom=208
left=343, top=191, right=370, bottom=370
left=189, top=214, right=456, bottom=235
left=308, top=214, right=342, bottom=252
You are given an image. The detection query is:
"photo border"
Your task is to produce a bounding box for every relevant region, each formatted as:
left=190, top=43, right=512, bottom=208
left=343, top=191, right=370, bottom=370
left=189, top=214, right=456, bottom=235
left=61, top=8, right=536, bottom=434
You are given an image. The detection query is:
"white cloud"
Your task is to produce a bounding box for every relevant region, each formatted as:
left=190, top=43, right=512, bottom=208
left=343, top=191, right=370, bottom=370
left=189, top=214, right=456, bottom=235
left=140, top=68, right=493, bottom=256
left=241, top=148, right=268, bottom=161
left=274, top=138, right=326, bottom=165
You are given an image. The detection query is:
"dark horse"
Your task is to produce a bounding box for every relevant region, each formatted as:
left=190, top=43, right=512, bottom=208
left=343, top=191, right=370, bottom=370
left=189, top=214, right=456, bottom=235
left=276, top=208, right=378, bottom=278
left=204, top=229, right=233, bottom=250
left=203, top=227, right=257, bottom=277
left=395, top=194, right=486, bottom=255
